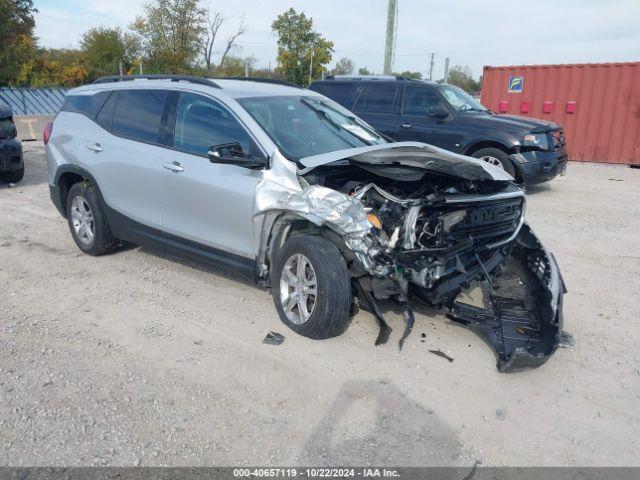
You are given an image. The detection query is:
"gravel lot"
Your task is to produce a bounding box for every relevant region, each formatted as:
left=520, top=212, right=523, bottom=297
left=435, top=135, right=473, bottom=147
left=1, top=142, right=639, bottom=467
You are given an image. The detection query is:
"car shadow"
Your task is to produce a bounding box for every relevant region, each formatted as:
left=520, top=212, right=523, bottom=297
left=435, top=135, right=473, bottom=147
left=523, top=183, right=552, bottom=196
left=299, top=379, right=468, bottom=465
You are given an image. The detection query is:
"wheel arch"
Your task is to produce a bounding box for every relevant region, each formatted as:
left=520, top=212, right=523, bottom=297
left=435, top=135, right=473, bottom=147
left=53, top=165, right=101, bottom=218
left=257, top=213, right=355, bottom=285
left=463, top=141, right=524, bottom=184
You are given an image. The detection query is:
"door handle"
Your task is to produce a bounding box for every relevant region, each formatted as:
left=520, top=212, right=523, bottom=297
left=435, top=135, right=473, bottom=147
left=163, top=161, right=184, bottom=173
left=401, top=123, right=413, bottom=129
left=86, top=143, right=103, bottom=152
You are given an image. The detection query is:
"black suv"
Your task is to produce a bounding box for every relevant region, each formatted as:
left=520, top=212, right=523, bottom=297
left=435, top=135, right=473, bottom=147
left=0, top=104, right=24, bottom=184
left=309, top=76, right=568, bottom=185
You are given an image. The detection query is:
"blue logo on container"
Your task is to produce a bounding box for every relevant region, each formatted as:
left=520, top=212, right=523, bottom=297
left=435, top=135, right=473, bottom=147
left=508, top=75, right=524, bottom=93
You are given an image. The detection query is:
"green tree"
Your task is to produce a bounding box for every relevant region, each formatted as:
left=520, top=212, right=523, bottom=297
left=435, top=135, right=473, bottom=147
left=0, top=0, right=37, bottom=86
left=395, top=70, right=422, bottom=80
left=358, top=66, right=372, bottom=75
left=271, top=8, right=333, bottom=86
left=80, top=27, right=130, bottom=81
left=18, top=48, right=87, bottom=87
left=331, top=57, right=354, bottom=76
left=131, top=0, right=206, bottom=73
left=447, top=65, right=481, bottom=93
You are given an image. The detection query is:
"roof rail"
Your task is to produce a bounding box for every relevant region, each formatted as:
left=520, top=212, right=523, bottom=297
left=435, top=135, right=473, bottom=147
left=93, top=74, right=221, bottom=89
left=324, top=75, right=429, bottom=83
left=214, top=77, right=301, bottom=89
left=324, top=75, right=402, bottom=81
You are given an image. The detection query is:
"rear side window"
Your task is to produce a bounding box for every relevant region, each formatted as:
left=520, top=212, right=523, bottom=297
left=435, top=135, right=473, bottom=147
left=112, top=90, right=168, bottom=144
left=95, top=92, right=116, bottom=130
left=311, top=83, right=358, bottom=109
left=61, top=92, right=110, bottom=117
left=355, top=84, right=399, bottom=114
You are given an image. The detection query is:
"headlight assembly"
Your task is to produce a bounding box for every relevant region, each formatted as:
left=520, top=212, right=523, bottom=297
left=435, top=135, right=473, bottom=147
left=523, top=132, right=549, bottom=150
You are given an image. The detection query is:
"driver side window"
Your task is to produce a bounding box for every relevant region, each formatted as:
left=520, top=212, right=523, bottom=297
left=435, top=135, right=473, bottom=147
left=173, top=93, right=257, bottom=157
left=402, top=85, right=445, bottom=117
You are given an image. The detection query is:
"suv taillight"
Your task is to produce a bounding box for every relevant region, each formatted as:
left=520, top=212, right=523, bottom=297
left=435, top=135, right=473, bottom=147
left=43, top=122, right=53, bottom=145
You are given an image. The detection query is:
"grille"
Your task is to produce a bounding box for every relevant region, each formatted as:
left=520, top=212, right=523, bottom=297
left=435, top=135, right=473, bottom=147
left=448, top=198, right=524, bottom=248
left=552, top=129, right=566, bottom=149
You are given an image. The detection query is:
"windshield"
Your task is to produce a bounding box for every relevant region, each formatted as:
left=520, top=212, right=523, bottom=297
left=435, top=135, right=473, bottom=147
left=238, top=96, right=387, bottom=160
left=438, top=85, right=488, bottom=112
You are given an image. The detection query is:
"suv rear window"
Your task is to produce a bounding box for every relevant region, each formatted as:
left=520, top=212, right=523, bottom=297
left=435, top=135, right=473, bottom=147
left=62, top=92, right=110, bottom=117
left=112, top=90, right=168, bottom=144
left=355, top=84, right=399, bottom=114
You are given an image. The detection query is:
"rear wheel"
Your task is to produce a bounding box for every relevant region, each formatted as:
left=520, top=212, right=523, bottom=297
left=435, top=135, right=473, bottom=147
left=0, top=166, right=24, bottom=184
left=271, top=235, right=352, bottom=339
left=66, top=182, right=117, bottom=255
left=471, top=147, right=516, bottom=177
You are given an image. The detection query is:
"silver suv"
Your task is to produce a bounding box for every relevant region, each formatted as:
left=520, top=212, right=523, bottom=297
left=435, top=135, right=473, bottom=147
left=46, top=75, right=569, bottom=372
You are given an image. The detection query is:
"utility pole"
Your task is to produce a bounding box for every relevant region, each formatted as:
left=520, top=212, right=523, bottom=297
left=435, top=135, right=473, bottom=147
left=118, top=62, right=123, bottom=76
left=383, top=0, right=398, bottom=75
left=428, top=52, right=436, bottom=81
left=444, top=57, right=450, bottom=83
left=139, top=62, right=143, bottom=75
left=245, top=60, right=249, bottom=78
left=308, top=49, right=315, bottom=85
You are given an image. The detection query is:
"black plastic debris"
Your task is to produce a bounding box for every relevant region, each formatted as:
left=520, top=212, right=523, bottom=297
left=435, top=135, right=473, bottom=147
left=429, top=349, right=454, bottom=363
left=263, top=331, right=285, bottom=346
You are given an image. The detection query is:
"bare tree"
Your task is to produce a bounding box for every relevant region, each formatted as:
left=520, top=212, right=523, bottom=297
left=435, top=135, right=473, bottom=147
left=219, top=14, right=247, bottom=70
left=198, top=9, right=224, bottom=70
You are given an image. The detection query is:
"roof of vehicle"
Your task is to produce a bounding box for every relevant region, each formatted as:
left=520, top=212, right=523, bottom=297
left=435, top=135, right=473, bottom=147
left=317, top=75, right=439, bottom=86
left=69, top=75, right=312, bottom=100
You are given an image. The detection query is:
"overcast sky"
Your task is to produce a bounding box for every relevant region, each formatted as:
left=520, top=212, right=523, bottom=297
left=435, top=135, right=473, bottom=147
left=34, top=0, right=639, bottom=79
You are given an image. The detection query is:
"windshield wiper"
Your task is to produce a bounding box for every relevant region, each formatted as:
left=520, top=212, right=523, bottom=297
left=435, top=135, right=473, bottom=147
left=301, top=98, right=374, bottom=145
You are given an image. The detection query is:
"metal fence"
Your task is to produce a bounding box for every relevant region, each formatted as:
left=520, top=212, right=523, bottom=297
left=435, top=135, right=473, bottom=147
left=0, top=87, right=67, bottom=116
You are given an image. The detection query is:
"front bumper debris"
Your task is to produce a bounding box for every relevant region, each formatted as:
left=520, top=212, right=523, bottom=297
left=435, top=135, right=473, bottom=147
left=446, top=224, right=568, bottom=372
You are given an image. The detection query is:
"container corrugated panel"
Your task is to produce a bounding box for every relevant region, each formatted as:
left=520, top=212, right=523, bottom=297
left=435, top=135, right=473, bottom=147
left=480, top=62, right=640, bottom=164
left=0, top=87, right=68, bottom=116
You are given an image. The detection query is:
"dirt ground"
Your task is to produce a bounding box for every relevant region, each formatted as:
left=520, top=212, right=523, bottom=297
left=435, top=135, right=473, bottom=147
left=1, top=142, right=639, bottom=467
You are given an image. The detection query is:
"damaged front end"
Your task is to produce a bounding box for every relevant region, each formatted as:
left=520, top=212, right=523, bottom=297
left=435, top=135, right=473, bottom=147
left=255, top=144, right=569, bottom=372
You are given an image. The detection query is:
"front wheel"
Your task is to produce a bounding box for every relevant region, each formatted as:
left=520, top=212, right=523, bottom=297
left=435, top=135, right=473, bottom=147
left=471, top=147, right=516, bottom=177
left=271, top=235, right=352, bottom=339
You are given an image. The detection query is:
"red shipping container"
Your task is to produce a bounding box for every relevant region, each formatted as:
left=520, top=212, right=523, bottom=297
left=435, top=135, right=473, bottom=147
left=480, top=62, right=640, bottom=164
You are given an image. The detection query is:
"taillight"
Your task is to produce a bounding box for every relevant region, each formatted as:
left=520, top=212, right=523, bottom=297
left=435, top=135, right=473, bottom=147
left=43, top=121, right=53, bottom=145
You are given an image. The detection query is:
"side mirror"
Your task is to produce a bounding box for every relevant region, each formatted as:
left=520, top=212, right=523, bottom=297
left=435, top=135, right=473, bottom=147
left=429, top=104, right=450, bottom=119
left=208, top=142, right=267, bottom=169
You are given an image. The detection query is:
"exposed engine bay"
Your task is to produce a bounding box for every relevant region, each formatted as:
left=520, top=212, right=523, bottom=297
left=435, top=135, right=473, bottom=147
left=255, top=143, right=570, bottom=372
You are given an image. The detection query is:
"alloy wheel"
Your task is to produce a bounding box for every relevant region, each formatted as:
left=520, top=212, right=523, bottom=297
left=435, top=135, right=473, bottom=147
left=70, top=195, right=95, bottom=246
left=279, top=253, right=318, bottom=325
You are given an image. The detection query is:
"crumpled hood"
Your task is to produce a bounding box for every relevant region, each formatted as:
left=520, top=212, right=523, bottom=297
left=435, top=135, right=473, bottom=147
left=298, top=141, right=515, bottom=182
left=471, top=112, right=560, bottom=133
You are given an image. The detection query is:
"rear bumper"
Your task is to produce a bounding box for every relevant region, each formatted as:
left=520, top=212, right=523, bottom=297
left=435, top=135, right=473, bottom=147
left=0, top=139, right=23, bottom=172
left=510, top=149, right=567, bottom=185
left=49, top=184, right=66, bottom=217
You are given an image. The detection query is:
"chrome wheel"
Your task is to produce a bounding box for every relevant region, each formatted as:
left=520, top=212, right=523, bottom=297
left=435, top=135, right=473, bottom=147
left=479, top=155, right=504, bottom=169
left=279, top=253, right=318, bottom=325
left=70, top=195, right=95, bottom=246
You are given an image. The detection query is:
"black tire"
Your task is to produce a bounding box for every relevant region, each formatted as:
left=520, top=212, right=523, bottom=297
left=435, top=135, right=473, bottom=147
left=271, top=234, right=352, bottom=339
left=65, top=181, right=117, bottom=256
left=0, top=166, right=25, bottom=184
left=470, top=147, right=516, bottom=177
